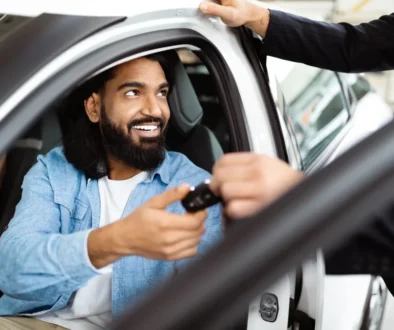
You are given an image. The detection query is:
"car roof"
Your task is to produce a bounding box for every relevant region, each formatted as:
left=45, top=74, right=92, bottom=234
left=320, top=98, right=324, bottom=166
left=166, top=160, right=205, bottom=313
left=1, top=0, right=283, bottom=18
left=1, top=0, right=208, bottom=17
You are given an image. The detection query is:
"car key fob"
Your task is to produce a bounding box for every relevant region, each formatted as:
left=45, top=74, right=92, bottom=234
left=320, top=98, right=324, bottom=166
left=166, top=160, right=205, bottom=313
left=182, top=179, right=222, bottom=212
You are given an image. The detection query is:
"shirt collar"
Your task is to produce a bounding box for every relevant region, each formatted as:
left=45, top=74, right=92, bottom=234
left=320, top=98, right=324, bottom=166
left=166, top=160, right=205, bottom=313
left=144, top=151, right=170, bottom=184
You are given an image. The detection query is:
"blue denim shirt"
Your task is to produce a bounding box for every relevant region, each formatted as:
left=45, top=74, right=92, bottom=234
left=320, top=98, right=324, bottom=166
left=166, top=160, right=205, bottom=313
left=0, top=147, right=222, bottom=318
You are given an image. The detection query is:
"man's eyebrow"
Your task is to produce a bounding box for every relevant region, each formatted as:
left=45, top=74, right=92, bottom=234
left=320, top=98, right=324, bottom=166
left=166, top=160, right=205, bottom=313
left=159, top=82, right=170, bottom=89
left=117, top=81, right=170, bottom=91
left=117, top=81, right=144, bottom=91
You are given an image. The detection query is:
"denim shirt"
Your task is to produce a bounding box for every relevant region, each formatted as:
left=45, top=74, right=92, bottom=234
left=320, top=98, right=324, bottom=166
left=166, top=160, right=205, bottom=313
left=0, top=147, right=222, bottom=318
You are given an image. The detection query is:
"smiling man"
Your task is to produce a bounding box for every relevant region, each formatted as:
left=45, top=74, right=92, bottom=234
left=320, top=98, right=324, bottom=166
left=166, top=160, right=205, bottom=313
left=0, top=53, right=222, bottom=330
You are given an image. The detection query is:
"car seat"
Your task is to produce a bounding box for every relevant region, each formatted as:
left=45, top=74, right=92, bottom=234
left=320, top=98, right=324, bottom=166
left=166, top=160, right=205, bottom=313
left=165, top=50, right=224, bottom=173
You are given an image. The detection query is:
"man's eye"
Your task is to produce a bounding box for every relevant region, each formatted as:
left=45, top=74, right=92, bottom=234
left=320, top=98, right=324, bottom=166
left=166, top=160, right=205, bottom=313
left=125, top=90, right=138, bottom=97
left=159, top=90, right=168, bottom=97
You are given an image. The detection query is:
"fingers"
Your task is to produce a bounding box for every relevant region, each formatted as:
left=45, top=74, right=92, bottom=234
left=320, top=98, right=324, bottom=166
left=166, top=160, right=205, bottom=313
left=158, top=209, right=208, bottom=231
left=147, top=184, right=190, bottom=209
left=210, top=159, right=259, bottom=194
left=220, top=182, right=263, bottom=201
left=225, top=200, right=264, bottom=219
left=166, top=247, right=199, bottom=261
left=163, top=237, right=203, bottom=260
left=161, top=225, right=206, bottom=246
left=199, top=2, right=236, bottom=22
left=214, top=152, right=263, bottom=168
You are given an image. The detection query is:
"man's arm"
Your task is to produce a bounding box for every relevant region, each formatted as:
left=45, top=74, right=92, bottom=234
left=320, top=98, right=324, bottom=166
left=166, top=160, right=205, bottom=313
left=0, top=157, right=206, bottom=303
left=199, top=1, right=394, bottom=73
left=0, top=159, right=103, bottom=301
left=262, top=10, right=394, bottom=73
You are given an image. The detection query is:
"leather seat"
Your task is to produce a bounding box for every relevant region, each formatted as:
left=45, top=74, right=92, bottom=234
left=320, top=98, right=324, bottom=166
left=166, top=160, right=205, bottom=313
left=165, top=50, right=224, bottom=173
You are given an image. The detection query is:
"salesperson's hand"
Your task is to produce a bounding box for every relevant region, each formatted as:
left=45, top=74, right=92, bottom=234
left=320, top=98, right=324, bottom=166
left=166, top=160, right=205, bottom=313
left=199, top=0, right=271, bottom=37
left=209, top=153, right=305, bottom=219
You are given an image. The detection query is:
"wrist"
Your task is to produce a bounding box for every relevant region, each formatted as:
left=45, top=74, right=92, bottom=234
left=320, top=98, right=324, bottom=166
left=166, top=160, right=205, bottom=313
left=245, top=4, right=270, bottom=37
left=87, top=224, right=128, bottom=269
left=109, top=219, right=138, bottom=256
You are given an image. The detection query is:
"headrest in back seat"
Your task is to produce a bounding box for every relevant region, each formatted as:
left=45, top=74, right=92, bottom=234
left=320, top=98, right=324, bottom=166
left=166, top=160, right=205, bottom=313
left=166, top=51, right=203, bottom=136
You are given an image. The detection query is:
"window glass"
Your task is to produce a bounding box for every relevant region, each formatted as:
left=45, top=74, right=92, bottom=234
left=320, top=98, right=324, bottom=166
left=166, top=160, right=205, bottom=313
left=348, top=74, right=372, bottom=102
left=280, top=63, right=350, bottom=169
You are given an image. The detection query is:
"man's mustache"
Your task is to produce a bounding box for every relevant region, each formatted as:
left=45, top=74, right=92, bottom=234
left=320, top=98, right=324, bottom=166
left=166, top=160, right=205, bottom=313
left=128, top=117, right=166, bottom=131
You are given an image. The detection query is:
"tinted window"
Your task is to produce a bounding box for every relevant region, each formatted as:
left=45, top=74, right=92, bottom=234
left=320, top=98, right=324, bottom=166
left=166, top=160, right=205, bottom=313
left=280, top=63, right=350, bottom=169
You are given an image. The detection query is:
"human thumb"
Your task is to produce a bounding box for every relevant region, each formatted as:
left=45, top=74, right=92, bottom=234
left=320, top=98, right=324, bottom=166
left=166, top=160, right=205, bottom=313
left=147, top=184, right=190, bottom=209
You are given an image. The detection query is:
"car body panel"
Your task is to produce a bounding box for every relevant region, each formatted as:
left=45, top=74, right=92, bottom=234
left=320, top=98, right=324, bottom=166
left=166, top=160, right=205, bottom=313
left=266, top=55, right=393, bottom=330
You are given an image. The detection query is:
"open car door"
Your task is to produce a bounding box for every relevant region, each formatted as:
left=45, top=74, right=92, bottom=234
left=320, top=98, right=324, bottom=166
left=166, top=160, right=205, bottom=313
left=112, top=118, right=394, bottom=330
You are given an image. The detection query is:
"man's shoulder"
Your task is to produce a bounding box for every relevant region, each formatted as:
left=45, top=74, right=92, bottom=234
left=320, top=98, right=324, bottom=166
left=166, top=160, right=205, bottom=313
left=165, top=151, right=211, bottom=184
left=29, top=146, right=84, bottom=184
left=37, top=146, right=74, bottom=170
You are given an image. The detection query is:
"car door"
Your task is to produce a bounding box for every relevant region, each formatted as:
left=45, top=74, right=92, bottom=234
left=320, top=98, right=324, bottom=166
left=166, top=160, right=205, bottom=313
left=0, top=3, right=290, bottom=329
left=263, top=54, right=392, bottom=330
left=110, top=118, right=394, bottom=330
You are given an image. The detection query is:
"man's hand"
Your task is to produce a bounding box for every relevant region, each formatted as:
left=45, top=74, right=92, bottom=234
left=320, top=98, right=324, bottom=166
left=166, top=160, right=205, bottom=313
left=88, top=185, right=207, bottom=268
left=199, top=0, right=271, bottom=37
left=210, top=153, right=304, bottom=219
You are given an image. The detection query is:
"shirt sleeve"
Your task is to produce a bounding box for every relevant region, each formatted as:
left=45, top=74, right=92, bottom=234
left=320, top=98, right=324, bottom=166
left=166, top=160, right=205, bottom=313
left=261, top=10, right=394, bottom=73
left=0, top=156, right=101, bottom=302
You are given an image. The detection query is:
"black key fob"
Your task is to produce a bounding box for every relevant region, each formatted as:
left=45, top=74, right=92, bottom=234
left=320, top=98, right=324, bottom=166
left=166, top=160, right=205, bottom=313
left=182, top=179, right=222, bottom=212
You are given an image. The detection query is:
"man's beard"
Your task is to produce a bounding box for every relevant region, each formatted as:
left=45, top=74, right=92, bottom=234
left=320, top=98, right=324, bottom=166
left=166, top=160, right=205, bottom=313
left=100, top=106, right=166, bottom=172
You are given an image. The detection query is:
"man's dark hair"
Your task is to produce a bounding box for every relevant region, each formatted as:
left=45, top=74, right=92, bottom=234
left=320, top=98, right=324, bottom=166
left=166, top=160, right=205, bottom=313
left=60, top=52, right=173, bottom=179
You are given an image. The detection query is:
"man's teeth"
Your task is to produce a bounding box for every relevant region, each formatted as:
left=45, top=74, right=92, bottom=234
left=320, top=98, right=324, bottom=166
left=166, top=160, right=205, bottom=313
left=132, top=125, right=158, bottom=131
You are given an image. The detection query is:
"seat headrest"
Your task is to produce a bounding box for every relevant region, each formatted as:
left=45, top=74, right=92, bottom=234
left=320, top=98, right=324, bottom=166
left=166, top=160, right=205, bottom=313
left=166, top=51, right=203, bottom=136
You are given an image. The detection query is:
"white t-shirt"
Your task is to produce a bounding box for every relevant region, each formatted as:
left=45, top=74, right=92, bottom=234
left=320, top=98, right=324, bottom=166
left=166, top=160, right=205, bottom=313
left=38, top=172, right=148, bottom=330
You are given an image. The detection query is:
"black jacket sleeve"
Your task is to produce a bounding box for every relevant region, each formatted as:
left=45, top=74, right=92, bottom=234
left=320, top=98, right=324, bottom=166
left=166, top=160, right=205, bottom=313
left=325, top=206, right=394, bottom=277
left=261, top=10, right=394, bottom=73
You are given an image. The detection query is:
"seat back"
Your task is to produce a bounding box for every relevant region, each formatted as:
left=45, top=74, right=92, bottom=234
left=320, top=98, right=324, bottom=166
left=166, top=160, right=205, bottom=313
left=165, top=50, right=224, bottom=173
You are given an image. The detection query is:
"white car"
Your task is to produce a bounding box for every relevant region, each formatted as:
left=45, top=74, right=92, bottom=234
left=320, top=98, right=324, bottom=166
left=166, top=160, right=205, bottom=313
left=0, top=1, right=392, bottom=330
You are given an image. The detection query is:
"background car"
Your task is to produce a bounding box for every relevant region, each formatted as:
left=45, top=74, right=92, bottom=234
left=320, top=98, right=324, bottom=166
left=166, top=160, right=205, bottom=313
left=0, top=1, right=393, bottom=329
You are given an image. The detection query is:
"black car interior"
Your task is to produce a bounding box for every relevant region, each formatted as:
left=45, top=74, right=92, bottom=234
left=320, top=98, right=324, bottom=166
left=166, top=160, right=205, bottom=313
left=0, top=49, right=228, bottom=235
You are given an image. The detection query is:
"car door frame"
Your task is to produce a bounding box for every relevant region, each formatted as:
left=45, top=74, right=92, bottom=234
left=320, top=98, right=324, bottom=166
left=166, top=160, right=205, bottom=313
left=0, top=10, right=282, bottom=160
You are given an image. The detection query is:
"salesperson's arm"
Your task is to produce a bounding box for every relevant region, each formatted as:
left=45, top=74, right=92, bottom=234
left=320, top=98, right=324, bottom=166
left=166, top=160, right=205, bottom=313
left=199, top=0, right=394, bottom=73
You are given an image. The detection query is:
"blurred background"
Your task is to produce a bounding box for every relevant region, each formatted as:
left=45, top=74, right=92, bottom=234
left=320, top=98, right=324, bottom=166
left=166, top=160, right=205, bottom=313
left=264, top=0, right=394, bottom=110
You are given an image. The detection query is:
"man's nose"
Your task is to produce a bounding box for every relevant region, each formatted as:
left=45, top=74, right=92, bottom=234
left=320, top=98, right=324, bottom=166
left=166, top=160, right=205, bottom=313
left=141, top=94, right=162, bottom=117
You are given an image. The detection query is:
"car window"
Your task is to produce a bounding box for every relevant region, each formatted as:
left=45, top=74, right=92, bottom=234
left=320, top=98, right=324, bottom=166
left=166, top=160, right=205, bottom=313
left=280, top=63, right=350, bottom=169
left=347, top=73, right=372, bottom=103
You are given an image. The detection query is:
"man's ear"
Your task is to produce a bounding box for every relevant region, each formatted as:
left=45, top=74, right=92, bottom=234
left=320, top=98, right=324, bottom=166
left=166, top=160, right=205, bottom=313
left=84, top=93, right=101, bottom=123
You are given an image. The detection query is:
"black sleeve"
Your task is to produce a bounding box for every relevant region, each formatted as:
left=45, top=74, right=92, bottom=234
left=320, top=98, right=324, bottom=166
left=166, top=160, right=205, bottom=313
left=261, top=10, right=394, bottom=73
left=325, top=206, right=394, bottom=277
